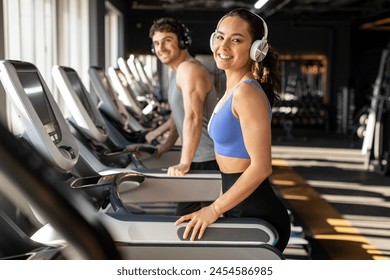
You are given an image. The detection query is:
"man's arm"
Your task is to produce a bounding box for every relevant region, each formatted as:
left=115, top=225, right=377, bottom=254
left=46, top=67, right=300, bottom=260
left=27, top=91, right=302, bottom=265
left=156, top=115, right=179, bottom=157
left=144, top=117, right=171, bottom=143
left=167, top=60, right=212, bottom=176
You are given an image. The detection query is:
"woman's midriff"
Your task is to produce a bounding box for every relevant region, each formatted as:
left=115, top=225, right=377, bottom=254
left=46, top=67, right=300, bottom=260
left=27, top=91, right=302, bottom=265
left=215, top=153, right=250, bottom=173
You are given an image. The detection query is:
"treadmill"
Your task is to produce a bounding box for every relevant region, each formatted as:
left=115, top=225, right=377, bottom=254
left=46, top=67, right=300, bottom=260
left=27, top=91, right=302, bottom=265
left=52, top=65, right=222, bottom=214
left=117, top=56, right=161, bottom=115
left=0, top=59, right=285, bottom=259
left=89, top=65, right=147, bottom=133
left=52, top=65, right=221, bottom=177
left=106, top=66, right=169, bottom=135
left=132, top=56, right=159, bottom=93
left=0, top=119, right=282, bottom=260
left=0, top=121, right=121, bottom=260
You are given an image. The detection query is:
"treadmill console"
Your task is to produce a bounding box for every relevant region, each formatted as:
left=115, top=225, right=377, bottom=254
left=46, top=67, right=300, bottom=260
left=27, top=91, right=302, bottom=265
left=18, top=70, right=62, bottom=145
left=65, top=70, right=98, bottom=124
left=0, top=60, right=79, bottom=172
left=52, top=65, right=108, bottom=144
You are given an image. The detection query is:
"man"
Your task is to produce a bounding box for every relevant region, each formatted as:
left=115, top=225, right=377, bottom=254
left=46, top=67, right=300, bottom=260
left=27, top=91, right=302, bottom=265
left=147, top=17, right=219, bottom=215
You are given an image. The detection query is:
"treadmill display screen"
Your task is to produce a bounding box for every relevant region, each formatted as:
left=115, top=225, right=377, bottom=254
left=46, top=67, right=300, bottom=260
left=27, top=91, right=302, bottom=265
left=18, top=71, right=62, bottom=144
left=66, top=71, right=97, bottom=123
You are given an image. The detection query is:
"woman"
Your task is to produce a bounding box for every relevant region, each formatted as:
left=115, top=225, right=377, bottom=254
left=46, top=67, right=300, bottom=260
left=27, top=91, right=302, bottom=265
left=175, top=8, right=291, bottom=253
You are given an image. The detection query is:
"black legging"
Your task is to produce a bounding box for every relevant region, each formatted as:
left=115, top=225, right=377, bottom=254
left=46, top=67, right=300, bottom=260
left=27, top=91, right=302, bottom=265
left=221, top=172, right=291, bottom=253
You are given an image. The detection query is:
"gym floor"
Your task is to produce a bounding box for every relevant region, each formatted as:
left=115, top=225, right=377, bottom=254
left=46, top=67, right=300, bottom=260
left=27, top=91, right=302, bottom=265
left=271, top=128, right=390, bottom=260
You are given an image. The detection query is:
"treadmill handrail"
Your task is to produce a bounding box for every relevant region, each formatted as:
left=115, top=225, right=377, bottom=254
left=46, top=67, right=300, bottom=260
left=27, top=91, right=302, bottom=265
left=0, top=122, right=121, bottom=259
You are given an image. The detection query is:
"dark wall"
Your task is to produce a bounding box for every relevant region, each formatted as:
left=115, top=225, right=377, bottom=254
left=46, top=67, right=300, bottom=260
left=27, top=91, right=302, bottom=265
left=350, top=28, right=390, bottom=109
left=89, top=0, right=105, bottom=68
left=124, top=10, right=224, bottom=56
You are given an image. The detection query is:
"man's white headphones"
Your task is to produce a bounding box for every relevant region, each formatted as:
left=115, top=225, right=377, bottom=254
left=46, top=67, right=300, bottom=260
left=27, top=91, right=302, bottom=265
left=209, top=11, right=269, bottom=62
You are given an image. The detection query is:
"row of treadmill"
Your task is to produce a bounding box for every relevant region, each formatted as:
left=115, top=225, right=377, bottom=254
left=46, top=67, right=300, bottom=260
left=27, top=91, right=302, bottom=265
left=0, top=56, right=310, bottom=260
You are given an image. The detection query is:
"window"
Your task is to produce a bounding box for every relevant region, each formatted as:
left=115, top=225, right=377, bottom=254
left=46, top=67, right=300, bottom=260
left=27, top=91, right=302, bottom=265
left=2, top=0, right=91, bottom=94
left=56, top=0, right=90, bottom=90
left=3, top=0, right=57, bottom=91
left=105, top=1, right=123, bottom=69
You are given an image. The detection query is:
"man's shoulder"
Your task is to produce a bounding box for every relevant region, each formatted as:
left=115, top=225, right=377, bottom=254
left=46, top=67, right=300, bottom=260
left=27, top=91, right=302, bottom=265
left=178, top=58, right=209, bottom=76
left=179, top=58, right=200, bottom=68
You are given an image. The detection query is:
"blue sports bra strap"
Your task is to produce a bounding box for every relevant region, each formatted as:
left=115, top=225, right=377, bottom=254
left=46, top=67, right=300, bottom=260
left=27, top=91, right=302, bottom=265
left=242, top=79, right=261, bottom=88
left=240, top=79, right=272, bottom=118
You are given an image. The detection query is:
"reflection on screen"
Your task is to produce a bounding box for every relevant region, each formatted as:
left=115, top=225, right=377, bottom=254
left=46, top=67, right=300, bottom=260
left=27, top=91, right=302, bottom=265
left=18, top=71, right=61, bottom=144
left=66, top=71, right=97, bottom=123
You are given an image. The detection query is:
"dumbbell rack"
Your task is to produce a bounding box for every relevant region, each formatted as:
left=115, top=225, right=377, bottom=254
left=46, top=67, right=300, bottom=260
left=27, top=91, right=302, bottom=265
left=273, top=56, right=329, bottom=140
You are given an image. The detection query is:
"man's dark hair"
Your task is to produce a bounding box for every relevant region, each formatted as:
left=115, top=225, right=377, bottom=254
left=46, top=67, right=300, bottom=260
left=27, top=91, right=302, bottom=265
left=149, top=17, right=184, bottom=39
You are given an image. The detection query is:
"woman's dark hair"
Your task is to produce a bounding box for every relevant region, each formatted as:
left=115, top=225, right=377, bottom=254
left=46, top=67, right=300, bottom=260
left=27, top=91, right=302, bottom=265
left=223, top=8, right=281, bottom=106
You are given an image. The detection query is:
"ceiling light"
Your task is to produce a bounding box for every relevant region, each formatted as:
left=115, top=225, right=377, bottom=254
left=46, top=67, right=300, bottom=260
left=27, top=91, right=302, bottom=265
left=254, top=0, right=269, bottom=10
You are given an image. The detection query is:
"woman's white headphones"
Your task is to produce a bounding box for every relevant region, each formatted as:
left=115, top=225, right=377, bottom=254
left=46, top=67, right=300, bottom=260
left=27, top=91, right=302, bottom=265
left=209, top=11, right=269, bottom=62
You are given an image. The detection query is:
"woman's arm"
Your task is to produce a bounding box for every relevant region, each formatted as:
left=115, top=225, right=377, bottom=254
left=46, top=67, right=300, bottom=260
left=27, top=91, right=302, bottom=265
left=212, top=82, right=272, bottom=213
left=175, top=82, right=272, bottom=240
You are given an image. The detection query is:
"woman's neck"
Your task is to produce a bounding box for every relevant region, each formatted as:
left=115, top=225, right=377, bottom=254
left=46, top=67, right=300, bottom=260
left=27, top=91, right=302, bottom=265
left=225, top=69, right=252, bottom=93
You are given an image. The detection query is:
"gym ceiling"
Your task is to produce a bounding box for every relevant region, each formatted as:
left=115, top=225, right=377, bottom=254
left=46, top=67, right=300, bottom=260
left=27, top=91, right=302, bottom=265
left=128, top=0, right=390, bottom=29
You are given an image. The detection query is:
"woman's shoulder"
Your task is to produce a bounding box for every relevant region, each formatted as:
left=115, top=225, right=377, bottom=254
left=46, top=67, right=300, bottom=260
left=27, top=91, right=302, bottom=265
left=234, top=80, right=264, bottom=97
left=233, top=80, right=269, bottom=110
left=242, top=79, right=263, bottom=90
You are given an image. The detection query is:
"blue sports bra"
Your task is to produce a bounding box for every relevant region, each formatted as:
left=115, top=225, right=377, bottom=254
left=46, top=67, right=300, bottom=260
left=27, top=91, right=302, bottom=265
left=208, top=79, right=271, bottom=159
